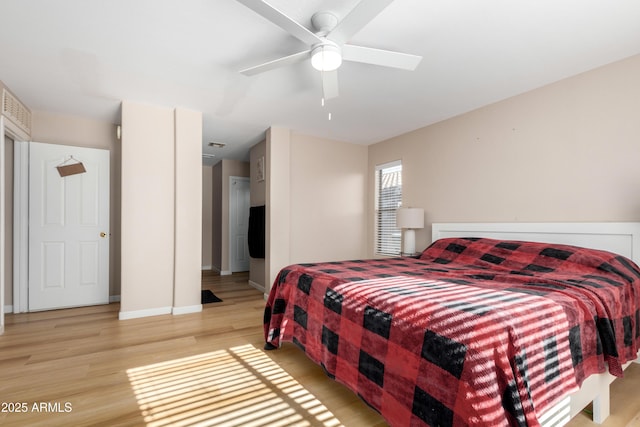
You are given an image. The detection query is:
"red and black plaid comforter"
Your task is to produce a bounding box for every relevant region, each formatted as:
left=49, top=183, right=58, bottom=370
left=263, top=238, right=640, bottom=426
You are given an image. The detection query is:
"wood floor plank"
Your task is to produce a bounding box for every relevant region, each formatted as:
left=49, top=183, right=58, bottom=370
left=1, top=271, right=638, bottom=427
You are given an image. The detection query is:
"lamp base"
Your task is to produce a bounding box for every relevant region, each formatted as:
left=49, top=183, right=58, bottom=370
left=402, top=229, right=416, bottom=255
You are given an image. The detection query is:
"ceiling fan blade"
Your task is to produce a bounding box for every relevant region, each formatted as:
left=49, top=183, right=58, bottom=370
left=236, top=0, right=323, bottom=46
left=240, top=50, right=310, bottom=76
left=321, top=70, right=339, bottom=100
left=328, top=0, right=394, bottom=46
left=342, top=44, right=422, bottom=70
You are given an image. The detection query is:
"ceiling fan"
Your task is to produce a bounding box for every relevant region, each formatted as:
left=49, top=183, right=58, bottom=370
left=236, top=0, right=422, bottom=100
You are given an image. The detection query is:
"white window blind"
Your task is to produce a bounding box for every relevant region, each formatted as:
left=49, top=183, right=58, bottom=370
left=375, top=160, right=402, bottom=256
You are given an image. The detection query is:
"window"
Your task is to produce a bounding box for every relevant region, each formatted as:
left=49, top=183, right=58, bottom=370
left=375, top=160, right=402, bottom=256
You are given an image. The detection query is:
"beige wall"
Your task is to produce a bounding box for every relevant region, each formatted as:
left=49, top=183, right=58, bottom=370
left=173, top=108, right=203, bottom=310
left=368, top=54, right=640, bottom=255
left=264, top=128, right=369, bottom=294
left=31, top=110, right=122, bottom=298
left=121, top=102, right=176, bottom=314
left=202, top=165, right=213, bottom=269
left=120, top=102, right=202, bottom=317
left=289, top=132, right=368, bottom=263
left=266, top=127, right=291, bottom=292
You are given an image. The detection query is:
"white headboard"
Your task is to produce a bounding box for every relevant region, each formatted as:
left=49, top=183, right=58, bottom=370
left=431, top=222, right=640, bottom=265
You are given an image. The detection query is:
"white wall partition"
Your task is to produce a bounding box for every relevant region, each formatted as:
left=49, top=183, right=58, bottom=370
left=172, top=107, right=203, bottom=315
left=120, top=102, right=175, bottom=319
left=119, top=102, right=203, bottom=320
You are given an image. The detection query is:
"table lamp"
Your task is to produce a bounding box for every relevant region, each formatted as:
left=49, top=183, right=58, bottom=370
left=396, top=207, right=424, bottom=255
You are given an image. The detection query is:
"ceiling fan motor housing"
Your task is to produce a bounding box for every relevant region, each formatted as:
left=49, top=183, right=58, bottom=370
left=311, top=11, right=339, bottom=35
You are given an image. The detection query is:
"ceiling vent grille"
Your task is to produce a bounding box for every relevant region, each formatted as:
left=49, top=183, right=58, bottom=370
left=2, top=88, right=32, bottom=136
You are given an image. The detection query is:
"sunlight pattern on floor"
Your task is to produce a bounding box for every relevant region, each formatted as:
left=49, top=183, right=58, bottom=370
left=127, top=344, right=343, bottom=427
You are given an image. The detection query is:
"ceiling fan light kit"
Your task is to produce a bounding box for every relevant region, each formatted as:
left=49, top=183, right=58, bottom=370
left=237, top=0, right=422, bottom=100
left=311, top=42, right=342, bottom=71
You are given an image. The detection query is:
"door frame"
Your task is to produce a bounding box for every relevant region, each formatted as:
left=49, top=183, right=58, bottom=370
left=13, top=141, right=28, bottom=313
left=1, top=118, right=29, bottom=329
left=1, top=117, right=5, bottom=333
left=228, top=176, right=250, bottom=273
left=13, top=141, right=109, bottom=312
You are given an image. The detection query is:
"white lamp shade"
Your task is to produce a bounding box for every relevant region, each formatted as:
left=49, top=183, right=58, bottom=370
left=396, top=207, right=424, bottom=229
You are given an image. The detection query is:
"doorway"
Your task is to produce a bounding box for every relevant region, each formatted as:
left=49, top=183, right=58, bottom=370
left=14, top=141, right=110, bottom=312
left=229, top=176, right=250, bottom=273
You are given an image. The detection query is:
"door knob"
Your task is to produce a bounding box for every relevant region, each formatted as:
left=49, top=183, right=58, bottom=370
left=100, top=232, right=107, bottom=238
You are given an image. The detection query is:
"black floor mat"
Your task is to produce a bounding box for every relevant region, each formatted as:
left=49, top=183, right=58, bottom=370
left=201, top=290, right=223, bottom=304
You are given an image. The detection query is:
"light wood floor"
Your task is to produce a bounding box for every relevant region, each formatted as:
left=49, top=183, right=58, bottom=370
left=1, top=272, right=638, bottom=427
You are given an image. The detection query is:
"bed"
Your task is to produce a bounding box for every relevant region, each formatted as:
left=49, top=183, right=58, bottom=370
left=263, top=222, right=640, bottom=426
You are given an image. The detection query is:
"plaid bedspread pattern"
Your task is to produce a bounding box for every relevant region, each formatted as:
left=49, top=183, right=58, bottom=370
left=264, top=238, right=640, bottom=426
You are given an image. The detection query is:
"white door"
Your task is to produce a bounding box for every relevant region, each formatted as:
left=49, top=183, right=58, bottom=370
left=28, top=142, right=109, bottom=311
left=229, top=176, right=250, bottom=272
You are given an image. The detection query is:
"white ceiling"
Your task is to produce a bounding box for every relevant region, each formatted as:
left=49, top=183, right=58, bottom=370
left=1, top=0, right=639, bottom=164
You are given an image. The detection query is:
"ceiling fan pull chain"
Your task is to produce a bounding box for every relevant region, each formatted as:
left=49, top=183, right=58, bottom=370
left=320, top=66, right=324, bottom=106
left=320, top=70, right=332, bottom=120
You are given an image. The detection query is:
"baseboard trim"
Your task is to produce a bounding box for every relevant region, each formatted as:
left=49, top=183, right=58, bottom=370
left=172, top=304, right=202, bottom=315
left=201, top=265, right=212, bottom=270
left=220, top=270, right=232, bottom=276
left=109, top=295, right=121, bottom=303
left=4, top=305, right=13, bottom=314
left=119, top=306, right=172, bottom=320
left=248, top=280, right=265, bottom=293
